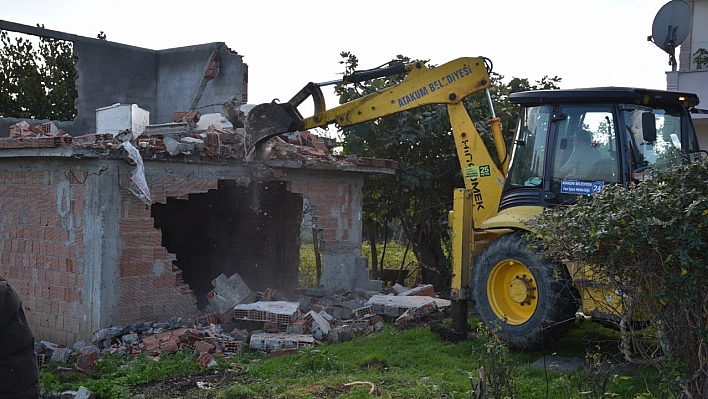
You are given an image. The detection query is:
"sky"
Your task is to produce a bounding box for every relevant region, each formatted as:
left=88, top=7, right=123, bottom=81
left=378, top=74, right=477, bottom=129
left=2, top=0, right=677, bottom=114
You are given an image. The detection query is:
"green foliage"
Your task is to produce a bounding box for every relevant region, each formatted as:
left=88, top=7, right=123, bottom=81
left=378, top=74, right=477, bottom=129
left=0, top=26, right=77, bottom=120
left=694, top=48, right=708, bottom=69
left=473, top=322, right=518, bottom=399
left=334, top=51, right=560, bottom=291
left=295, top=347, right=340, bottom=373
left=40, top=350, right=201, bottom=398
left=534, top=157, right=708, bottom=396
left=299, top=243, right=318, bottom=287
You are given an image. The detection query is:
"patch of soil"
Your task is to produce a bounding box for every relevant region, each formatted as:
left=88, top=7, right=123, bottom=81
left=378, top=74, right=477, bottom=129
left=129, top=368, right=245, bottom=399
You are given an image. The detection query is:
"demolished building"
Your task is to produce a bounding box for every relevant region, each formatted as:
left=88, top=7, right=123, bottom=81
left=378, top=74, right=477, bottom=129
left=0, top=20, right=395, bottom=346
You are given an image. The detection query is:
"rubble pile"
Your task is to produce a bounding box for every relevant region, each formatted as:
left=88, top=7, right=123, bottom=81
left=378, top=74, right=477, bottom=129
left=3, top=115, right=397, bottom=169
left=35, top=274, right=450, bottom=371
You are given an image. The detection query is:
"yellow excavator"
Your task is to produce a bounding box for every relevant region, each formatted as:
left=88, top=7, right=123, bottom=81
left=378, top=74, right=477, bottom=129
left=239, top=57, right=703, bottom=348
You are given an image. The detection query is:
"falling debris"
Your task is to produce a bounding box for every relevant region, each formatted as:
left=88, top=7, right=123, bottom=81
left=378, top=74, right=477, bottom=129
left=207, top=273, right=253, bottom=315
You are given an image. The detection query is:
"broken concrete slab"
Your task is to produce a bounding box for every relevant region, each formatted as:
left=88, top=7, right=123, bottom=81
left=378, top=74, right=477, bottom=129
left=395, top=302, right=444, bottom=326
left=207, top=273, right=253, bottom=315
left=399, top=284, right=435, bottom=297
left=366, top=295, right=451, bottom=317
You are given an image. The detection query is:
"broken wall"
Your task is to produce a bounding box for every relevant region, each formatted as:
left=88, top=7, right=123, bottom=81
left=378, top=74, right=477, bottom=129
left=152, top=180, right=303, bottom=308
left=0, top=20, right=247, bottom=136
left=0, top=155, right=210, bottom=344
left=0, top=145, right=385, bottom=346
left=288, top=169, right=381, bottom=292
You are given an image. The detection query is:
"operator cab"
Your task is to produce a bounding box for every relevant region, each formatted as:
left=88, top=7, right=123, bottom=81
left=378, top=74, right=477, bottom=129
left=500, top=87, right=702, bottom=208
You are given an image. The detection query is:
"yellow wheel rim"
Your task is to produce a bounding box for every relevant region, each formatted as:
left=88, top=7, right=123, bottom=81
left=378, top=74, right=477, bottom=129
left=486, top=259, right=538, bottom=325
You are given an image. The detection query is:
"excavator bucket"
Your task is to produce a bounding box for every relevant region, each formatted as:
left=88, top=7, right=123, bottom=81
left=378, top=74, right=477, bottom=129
left=243, top=102, right=300, bottom=151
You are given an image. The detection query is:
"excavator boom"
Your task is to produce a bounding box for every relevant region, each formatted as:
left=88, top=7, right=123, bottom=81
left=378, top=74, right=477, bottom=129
left=242, top=58, right=497, bottom=150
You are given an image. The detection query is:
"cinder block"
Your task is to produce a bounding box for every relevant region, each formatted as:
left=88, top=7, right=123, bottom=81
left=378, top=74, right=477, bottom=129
left=194, top=340, right=215, bottom=354
left=353, top=305, right=375, bottom=319
left=196, top=352, right=218, bottom=369
left=230, top=328, right=249, bottom=342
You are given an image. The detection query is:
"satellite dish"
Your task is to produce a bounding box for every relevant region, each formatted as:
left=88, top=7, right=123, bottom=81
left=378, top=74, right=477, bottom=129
left=650, top=0, right=693, bottom=70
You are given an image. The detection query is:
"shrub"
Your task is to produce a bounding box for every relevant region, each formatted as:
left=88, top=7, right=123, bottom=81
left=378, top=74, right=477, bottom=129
left=534, top=157, right=708, bottom=397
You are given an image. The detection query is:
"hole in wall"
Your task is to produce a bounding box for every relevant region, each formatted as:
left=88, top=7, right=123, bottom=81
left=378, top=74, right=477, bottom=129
left=151, top=180, right=303, bottom=308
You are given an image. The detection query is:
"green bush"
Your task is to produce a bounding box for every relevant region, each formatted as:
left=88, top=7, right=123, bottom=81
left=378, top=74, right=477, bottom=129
left=534, top=157, right=708, bottom=397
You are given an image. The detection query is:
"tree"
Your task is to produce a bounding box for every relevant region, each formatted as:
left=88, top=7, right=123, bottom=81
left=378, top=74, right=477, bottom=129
left=334, top=52, right=560, bottom=292
left=0, top=25, right=78, bottom=121
left=534, top=157, right=708, bottom=397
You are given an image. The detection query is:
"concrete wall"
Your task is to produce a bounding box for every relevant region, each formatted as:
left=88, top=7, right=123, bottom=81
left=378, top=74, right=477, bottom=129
left=673, top=0, right=708, bottom=146
left=0, top=157, right=201, bottom=344
left=0, top=149, right=385, bottom=345
left=0, top=20, right=247, bottom=136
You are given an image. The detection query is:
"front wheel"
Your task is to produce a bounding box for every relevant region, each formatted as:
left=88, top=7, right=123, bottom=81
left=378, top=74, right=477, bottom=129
left=472, top=233, right=578, bottom=349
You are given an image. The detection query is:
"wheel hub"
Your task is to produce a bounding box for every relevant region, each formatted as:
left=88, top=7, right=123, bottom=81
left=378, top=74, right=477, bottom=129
left=508, top=275, right=536, bottom=305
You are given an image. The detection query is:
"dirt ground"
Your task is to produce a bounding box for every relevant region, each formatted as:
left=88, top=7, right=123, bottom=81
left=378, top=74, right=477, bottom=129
left=128, top=368, right=245, bottom=399
left=126, top=367, right=371, bottom=399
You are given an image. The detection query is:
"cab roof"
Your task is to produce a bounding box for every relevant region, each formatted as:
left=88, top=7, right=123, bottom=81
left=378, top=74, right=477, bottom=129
left=509, top=87, right=700, bottom=108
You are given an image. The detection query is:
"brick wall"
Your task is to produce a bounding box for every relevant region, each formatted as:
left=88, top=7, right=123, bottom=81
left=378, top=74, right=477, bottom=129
left=0, top=170, right=85, bottom=344
left=114, top=176, right=220, bottom=324
left=290, top=176, right=362, bottom=250
left=0, top=165, right=222, bottom=344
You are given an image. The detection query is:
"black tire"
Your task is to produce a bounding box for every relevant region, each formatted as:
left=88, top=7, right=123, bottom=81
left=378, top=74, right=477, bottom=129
left=472, top=233, right=578, bottom=350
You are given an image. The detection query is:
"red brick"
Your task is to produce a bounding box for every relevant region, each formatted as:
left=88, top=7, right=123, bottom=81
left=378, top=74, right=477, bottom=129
left=194, top=340, right=215, bottom=354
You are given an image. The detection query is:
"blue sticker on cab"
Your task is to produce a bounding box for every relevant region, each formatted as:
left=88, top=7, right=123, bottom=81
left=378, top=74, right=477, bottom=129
left=560, top=180, right=604, bottom=195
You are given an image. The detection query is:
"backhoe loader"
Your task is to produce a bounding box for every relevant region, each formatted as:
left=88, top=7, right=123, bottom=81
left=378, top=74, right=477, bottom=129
left=238, top=57, right=703, bottom=349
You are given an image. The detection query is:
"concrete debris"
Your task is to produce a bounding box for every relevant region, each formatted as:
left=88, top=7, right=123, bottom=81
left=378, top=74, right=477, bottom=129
left=366, top=294, right=451, bottom=318
left=75, top=351, right=99, bottom=372
left=207, top=273, right=253, bottom=315
left=1, top=113, right=397, bottom=169
left=35, top=283, right=450, bottom=369
left=196, top=352, right=218, bottom=369
left=395, top=302, right=444, bottom=327
left=9, top=120, right=67, bottom=138
left=48, top=386, right=96, bottom=399
left=303, top=310, right=331, bottom=340
left=391, top=283, right=407, bottom=294
left=249, top=333, right=315, bottom=351
left=398, top=284, right=435, bottom=297
left=234, top=301, right=301, bottom=324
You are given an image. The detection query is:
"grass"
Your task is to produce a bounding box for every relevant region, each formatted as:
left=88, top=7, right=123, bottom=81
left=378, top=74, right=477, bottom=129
left=40, top=321, right=669, bottom=399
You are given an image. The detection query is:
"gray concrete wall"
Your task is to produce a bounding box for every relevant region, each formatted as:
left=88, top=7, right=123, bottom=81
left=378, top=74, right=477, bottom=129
left=0, top=20, right=246, bottom=136
left=156, top=44, right=247, bottom=122
left=0, top=155, right=125, bottom=344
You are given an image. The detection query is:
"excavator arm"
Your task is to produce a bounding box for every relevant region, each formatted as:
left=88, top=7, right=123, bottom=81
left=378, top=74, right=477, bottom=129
left=242, top=57, right=510, bottom=328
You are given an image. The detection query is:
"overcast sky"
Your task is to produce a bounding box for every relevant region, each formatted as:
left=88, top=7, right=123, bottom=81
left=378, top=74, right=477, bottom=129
left=4, top=0, right=677, bottom=111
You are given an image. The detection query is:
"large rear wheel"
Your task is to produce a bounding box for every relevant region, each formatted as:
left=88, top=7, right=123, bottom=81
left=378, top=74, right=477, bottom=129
left=472, top=233, right=578, bottom=349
